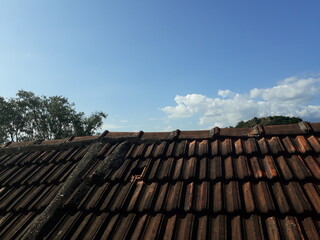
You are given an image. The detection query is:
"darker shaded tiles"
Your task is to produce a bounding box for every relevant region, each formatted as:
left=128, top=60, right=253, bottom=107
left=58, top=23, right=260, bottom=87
left=1, top=212, right=318, bottom=240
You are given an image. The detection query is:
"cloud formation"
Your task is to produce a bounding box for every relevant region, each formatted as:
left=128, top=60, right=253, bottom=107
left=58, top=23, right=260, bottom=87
left=161, top=77, right=320, bottom=128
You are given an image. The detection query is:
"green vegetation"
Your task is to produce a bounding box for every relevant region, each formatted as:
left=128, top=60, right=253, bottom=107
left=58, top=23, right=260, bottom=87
left=235, top=116, right=302, bottom=128
left=0, top=90, right=107, bottom=143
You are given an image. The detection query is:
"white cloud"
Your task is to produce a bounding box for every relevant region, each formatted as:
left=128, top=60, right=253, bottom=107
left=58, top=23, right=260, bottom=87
left=161, top=76, right=320, bottom=128
left=249, top=77, right=320, bottom=103
left=218, top=89, right=235, bottom=98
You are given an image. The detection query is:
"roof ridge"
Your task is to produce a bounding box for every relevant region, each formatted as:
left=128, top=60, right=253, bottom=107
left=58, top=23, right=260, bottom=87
left=1, top=122, right=319, bottom=149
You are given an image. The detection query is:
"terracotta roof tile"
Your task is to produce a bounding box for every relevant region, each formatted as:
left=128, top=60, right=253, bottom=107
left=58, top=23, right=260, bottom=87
left=225, top=181, right=241, bottom=213
left=209, top=156, right=223, bottom=179
left=234, top=156, right=251, bottom=179
left=284, top=182, right=312, bottom=214
left=249, top=156, right=264, bottom=179
left=220, top=138, right=233, bottom=156
left=211, top=139, right=219, bottom=155
left=244, top=138, right=259, bottom=154
left=243, top=182, right=255, bottom=213
left=234, top=139, right=244, bottom=155
left=271, top=182, right=291, bottom=214
left=287, top=155, right=312, bottom=180
left=154, top=183, right=169, bottom=212
left=258, top=137, right=269, bottom=155
left=261, top=156, right=279, bottom=180
left=254, top=181, right=275, bottom=213
left=307, top=135, right=320, bottom=152
left=198, top=157, right=207, bottom=180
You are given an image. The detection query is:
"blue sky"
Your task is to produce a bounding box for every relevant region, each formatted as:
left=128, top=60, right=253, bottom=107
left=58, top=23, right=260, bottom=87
left=1, top=1, right=320, bottom=131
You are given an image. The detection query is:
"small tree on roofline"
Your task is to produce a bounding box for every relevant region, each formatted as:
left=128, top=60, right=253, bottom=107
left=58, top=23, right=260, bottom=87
left=235, top=116, right=302, bottom=128
left=0, top=90, right=107, bottom=143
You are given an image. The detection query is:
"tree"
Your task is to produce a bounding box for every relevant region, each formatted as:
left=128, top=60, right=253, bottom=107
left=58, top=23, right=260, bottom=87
left=0, top=90, right=107, bottom=143
left=235, top=116, right=302, bottom=128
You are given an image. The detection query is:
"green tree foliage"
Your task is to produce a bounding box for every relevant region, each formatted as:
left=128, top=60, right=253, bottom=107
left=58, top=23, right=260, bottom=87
left=235, top=116, right=303, bottom=128
left=0, top=90, right=107, bottom=143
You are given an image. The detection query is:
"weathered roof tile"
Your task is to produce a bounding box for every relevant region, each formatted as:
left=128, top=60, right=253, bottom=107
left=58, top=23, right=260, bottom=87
left=209, top=156, right=222, bottom=180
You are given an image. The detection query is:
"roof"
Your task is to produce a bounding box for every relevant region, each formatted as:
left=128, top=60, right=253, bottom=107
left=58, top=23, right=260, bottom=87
left=0, top=122, right=320, bottom=239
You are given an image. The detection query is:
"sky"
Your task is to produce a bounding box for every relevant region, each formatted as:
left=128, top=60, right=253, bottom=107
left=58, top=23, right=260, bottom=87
left=0, top=1, right=320, bottom=132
